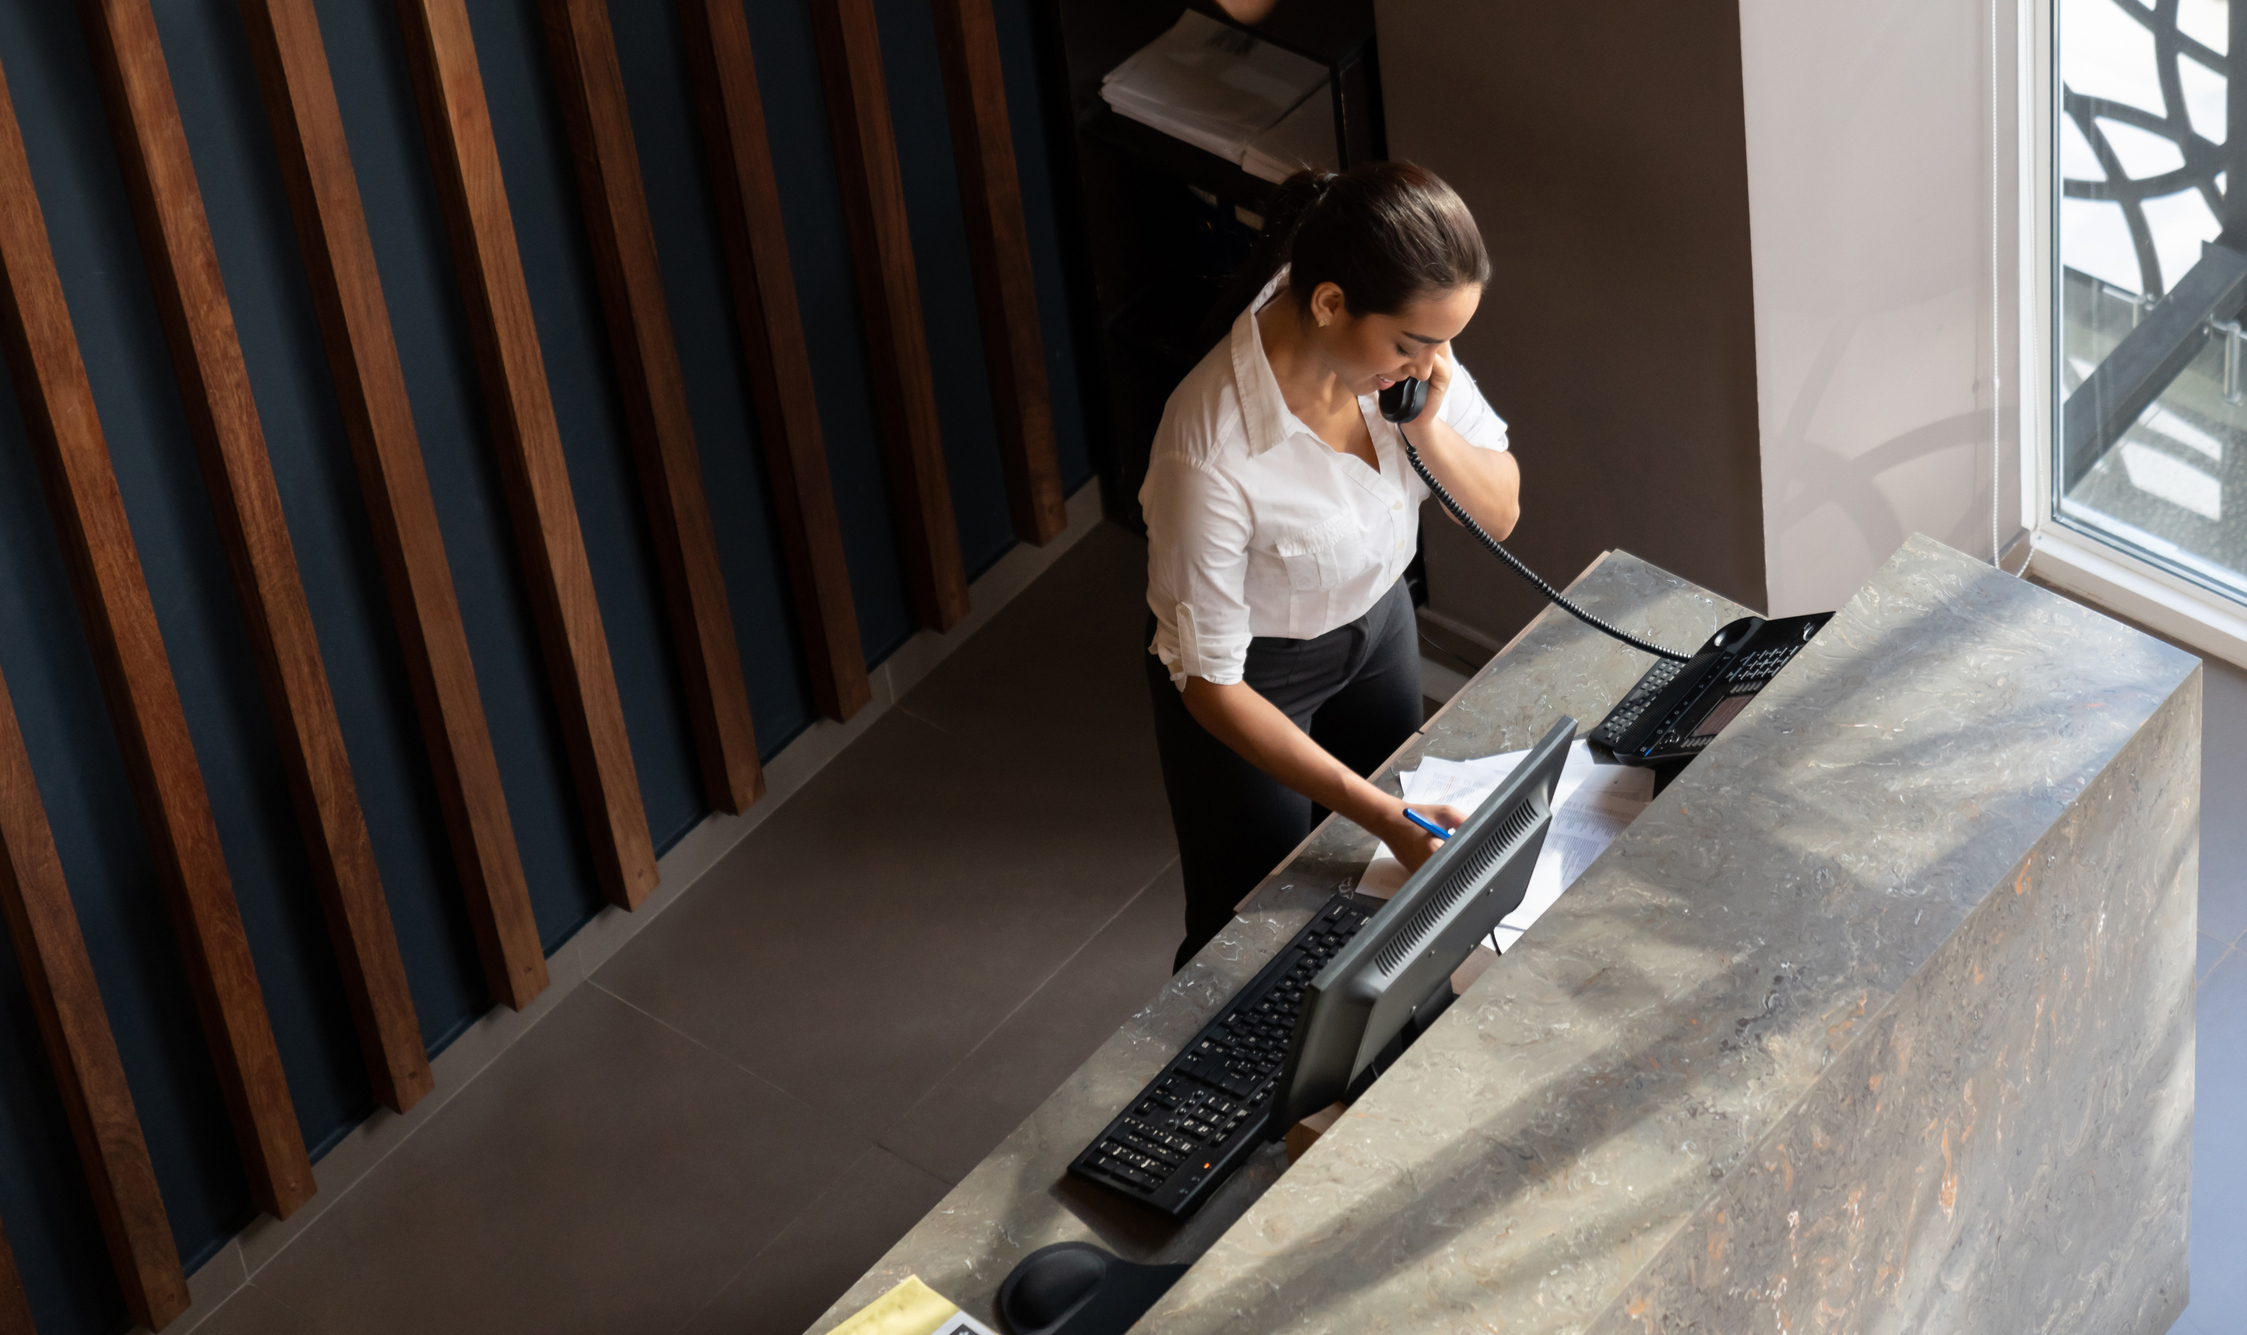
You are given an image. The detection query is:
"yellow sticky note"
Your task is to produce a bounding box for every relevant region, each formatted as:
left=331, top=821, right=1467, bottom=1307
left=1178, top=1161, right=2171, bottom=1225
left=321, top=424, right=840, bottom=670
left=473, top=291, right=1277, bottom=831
left=830, top=1276, right=994, bottom=1335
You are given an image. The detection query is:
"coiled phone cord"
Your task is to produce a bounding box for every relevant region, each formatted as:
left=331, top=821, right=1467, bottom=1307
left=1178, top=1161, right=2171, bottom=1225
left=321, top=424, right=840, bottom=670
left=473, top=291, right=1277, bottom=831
left=1396, top=425, right=1691, bottom=664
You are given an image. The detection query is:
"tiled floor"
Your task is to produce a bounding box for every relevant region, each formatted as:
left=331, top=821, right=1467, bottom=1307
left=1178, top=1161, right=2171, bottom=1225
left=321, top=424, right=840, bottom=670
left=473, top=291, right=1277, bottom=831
left=188, top=520, right=1183, bottom=1335
left=180, top=527, right=2247, bottom=1334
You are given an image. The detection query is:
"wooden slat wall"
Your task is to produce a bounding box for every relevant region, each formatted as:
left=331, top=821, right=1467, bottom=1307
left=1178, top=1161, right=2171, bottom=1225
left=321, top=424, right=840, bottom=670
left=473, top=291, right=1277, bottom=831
left=678, top=0, right=871, bottom=723
left=0, top=52, right=316, bottom=1221
left=538, top=0, right=764, bottom=815
left=807, top=0, right=971, bottom=632
left=0, top=670, right=188, bottom=1331
left=0, top=1215, right=33, bottom=1335
left=76, top=0, right=433, bottom=1115
left=928, top=0, right=1066, bottom=546
left=392, top=0, right=659, bottom=910
left=235, top=0, right=550, bottom=1011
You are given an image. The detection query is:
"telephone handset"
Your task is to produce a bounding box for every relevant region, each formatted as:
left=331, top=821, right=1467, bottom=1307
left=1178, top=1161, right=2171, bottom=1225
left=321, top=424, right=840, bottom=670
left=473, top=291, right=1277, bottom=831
left=1380, top=376, right=1830, bottom=769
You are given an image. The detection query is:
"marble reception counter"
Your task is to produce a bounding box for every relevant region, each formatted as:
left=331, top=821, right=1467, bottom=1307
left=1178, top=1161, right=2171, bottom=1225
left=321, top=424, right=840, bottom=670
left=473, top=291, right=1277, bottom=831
left=812, top=536, right=2200, bottom=1335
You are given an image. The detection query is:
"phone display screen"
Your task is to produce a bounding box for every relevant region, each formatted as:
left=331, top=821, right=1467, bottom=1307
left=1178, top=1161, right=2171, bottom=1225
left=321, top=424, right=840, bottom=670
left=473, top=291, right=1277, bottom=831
left=1690, top=692, right=1754, bottom=739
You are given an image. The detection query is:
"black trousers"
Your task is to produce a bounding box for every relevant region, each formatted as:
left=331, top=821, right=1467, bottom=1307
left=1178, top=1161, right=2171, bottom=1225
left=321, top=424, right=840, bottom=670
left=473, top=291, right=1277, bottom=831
left=1146, top=578, right=1422, bottom=972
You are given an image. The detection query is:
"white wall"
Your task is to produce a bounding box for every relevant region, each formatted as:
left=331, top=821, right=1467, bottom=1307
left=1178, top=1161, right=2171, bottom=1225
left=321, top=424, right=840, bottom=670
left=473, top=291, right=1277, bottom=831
left=1739, top=0, right=2023, bottom=615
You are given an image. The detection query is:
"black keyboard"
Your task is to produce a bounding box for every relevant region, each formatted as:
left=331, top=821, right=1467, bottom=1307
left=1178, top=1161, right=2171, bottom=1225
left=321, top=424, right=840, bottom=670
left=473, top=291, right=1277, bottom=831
left=1067, top=894, right=1377, bottom=1216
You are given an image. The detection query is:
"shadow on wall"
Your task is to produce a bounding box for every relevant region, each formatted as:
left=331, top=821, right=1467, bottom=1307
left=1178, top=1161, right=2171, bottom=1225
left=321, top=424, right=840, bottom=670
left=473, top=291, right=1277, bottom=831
left=1739, top=0, right=2022, bottom=617
left=1763, top=309, right=2014, bottom=612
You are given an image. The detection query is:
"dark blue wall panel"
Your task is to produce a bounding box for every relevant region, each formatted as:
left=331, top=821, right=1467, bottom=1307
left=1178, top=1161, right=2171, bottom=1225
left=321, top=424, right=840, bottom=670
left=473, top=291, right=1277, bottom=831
left=989, top=0, right=1093, bottom=494
left=872, top=0, right=1013, bottom=581
left=0, top=0, right=1093, bottom=1330
left=606, top=0, right=818, bottom=760
left=0, top=1, right=308, bottom=1306
left=735, top=0, right=919, bottom=665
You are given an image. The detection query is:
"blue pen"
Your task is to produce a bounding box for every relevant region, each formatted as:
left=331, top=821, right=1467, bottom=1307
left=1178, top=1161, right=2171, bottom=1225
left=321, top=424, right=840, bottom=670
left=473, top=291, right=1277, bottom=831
left=1402, top=808, right=1452, bottom=841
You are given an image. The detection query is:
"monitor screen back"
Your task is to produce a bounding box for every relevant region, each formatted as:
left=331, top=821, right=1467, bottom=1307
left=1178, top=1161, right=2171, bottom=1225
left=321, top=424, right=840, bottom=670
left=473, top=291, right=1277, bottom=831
left=1278, top=717, right=1574, bottom=1127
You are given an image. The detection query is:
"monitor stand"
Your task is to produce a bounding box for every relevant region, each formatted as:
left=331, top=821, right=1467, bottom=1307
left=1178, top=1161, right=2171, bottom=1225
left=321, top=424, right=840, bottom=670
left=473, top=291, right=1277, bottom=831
left=1282, top=942, right=1502, bottom=1163
left=1342, top=971, right=1460, bottom=1103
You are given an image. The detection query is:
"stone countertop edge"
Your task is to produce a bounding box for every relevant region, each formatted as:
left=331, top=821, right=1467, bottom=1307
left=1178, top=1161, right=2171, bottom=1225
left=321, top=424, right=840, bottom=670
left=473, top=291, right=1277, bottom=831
left=1134, top=534, right=2199, bottom=1334
left=804, top=535, right=2195, bottom=1335
left=803, top=548, right=1741, bottom=1335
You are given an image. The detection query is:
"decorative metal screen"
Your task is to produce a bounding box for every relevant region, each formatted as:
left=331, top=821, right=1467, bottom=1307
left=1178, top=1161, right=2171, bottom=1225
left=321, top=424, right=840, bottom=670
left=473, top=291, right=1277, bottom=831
left=2059, top=0, right=2247, bottom=599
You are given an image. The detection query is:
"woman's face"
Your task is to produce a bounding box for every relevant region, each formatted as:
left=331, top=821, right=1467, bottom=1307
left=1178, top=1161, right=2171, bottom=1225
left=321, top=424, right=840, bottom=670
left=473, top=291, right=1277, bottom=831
left=1306, top=281, right=1483, bottom=396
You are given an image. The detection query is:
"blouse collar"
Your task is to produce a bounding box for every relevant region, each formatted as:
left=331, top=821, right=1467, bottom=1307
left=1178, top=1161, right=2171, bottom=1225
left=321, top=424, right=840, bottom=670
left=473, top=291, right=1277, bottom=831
left=1229, top=267, right=1316, bottom=458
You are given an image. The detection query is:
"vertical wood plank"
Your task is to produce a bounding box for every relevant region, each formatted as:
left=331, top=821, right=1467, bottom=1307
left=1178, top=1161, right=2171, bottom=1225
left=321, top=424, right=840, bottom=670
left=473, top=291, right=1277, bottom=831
left=0, top=1215, right=33, bottom=1335
left=538, top=0, right=764, bottom=814
left=0, top=51, right=316, bottom=1220
left=0, top=669, right=188, bottom=1331
left=76, top=0, right=432, bottom=1115
left=392, top=0, right=658, bottom=909
left=234, top=0, right=548, bottom=1010
left=806, top=0, right=971, bottom=631
left=679, top=0, right=871, bottom=722
left=927, top=0, right=1066, bottom=545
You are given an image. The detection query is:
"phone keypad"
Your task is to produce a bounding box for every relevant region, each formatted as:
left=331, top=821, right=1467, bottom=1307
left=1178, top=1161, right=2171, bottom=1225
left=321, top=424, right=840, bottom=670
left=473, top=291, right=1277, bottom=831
left=1735, top=647, right=1794, bottom=678
left=1590, top=658, right=1682, bottom=744
left=1593, top=611, right=1831, bottom=762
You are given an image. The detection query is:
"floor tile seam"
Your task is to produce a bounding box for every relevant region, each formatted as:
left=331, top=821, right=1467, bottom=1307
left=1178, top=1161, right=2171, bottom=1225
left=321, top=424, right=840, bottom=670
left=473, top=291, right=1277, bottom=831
left=871, top=856, right=1179, bottom=1155
left=579, top=709, right=1000, bottom=1111
left=582, top=976, right=824, bottom=1115
left=2204, top=944, right=2239, bottom=987
left=236, top=980, right=590, bottom=1285
left=899, top=703, right=950, bottom=734
left=668, top=1145, right=884, bottom=1335
left=585, top=700, right=1161, bottom=1133
left=889, top=696, right=1059, bottom=768
left=246, top=1280, right=330, bottom=1335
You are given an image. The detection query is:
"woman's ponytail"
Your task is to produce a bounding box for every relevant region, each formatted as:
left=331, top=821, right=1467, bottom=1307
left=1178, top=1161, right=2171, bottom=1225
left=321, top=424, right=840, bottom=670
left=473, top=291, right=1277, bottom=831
left=1208, top=161, right=1487, bottom=348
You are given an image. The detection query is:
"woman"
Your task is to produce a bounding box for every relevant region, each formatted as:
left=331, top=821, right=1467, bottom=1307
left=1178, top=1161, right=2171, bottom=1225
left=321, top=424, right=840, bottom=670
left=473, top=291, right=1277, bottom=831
left=1143, top=161, right=1521, bottom=971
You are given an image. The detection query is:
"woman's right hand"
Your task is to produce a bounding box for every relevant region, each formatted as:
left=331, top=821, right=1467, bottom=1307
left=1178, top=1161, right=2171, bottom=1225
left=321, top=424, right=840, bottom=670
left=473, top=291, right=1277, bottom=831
left=1387, top=804, right=1468, bottom=874
left=1180, top=677, right=1473, bottom=873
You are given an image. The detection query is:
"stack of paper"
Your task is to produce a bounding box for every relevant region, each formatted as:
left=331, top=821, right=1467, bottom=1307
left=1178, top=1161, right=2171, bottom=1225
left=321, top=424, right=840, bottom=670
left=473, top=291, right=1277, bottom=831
left=1241, top=80, right=1337, bottom=183
left=1102, top=12, right=1328, bottom=166
left=1360, top=742, right=1654, bottom=951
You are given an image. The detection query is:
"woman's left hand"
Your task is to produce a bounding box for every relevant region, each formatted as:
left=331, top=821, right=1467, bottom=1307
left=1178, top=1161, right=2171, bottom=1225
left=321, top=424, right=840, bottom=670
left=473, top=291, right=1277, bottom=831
left=1418, top=343, right=1456, bottom=422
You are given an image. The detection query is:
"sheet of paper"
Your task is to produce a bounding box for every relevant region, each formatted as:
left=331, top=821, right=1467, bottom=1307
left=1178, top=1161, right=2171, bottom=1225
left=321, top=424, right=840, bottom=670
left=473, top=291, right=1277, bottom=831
left=830, top=1276, right=997, bottom=1335
left=1361, top=741, right=1653, bottom=950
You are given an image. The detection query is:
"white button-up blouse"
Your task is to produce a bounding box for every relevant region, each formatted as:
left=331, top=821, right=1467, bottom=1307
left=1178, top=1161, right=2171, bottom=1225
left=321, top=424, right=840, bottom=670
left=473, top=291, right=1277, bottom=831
left=1142, top=270, right=1510, bottom=689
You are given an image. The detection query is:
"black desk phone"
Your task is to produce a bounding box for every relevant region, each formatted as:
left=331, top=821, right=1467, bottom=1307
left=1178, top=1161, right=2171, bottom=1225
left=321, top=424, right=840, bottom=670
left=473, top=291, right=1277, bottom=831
left=1585, top=611, right=1830, bottom=764
left=1378, top=375, right=1831, bottom=770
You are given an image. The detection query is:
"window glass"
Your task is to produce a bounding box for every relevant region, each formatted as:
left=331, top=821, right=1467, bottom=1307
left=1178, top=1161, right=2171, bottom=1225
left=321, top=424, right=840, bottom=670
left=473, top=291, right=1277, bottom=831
left=2058, top=0, right=2247, bottom=598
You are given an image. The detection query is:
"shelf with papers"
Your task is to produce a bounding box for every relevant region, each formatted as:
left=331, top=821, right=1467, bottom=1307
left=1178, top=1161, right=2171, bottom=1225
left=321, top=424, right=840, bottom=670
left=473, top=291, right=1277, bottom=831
left=1042, top=0, right=1388, bottom=531
left=1083, top=108, right=1274, bottom=214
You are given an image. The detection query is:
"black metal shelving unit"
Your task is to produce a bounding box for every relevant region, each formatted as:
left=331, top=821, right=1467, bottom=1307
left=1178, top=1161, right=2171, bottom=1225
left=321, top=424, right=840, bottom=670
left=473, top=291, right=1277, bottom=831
left=1029, top=0, right=1387, bottom=531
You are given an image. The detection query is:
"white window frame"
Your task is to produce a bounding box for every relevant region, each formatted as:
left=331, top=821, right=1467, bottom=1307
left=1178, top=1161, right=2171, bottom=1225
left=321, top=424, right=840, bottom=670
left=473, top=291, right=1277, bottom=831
left=2018, top=0, right=2247, bottom=665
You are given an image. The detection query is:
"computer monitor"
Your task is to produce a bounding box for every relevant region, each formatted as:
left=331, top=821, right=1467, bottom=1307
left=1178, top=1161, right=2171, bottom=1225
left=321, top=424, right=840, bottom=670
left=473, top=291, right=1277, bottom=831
left=1275, top=716, right=1575, bottom=1128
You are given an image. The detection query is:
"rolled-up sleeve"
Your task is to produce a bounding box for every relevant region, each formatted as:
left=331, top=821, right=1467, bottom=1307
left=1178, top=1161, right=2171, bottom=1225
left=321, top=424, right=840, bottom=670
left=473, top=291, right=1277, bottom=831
left=1143, top=453, right=1254, bottom=688
left=1439, top=360, right=1509, bottom=452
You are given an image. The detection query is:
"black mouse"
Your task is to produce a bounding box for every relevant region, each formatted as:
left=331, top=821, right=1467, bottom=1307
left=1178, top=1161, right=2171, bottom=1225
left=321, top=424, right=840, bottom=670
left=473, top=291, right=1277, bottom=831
left=996, top=1242, right=1187, bottom=1335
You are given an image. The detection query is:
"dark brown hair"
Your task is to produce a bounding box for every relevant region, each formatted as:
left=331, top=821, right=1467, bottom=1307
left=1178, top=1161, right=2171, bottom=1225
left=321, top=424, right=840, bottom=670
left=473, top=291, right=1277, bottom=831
left=1232, top=161, right=1490, bottom=324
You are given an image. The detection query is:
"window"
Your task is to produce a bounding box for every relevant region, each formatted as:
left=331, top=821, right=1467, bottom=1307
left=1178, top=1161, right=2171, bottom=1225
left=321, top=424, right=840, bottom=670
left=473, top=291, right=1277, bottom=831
left=2050, top=0, right=2247, bottom=631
